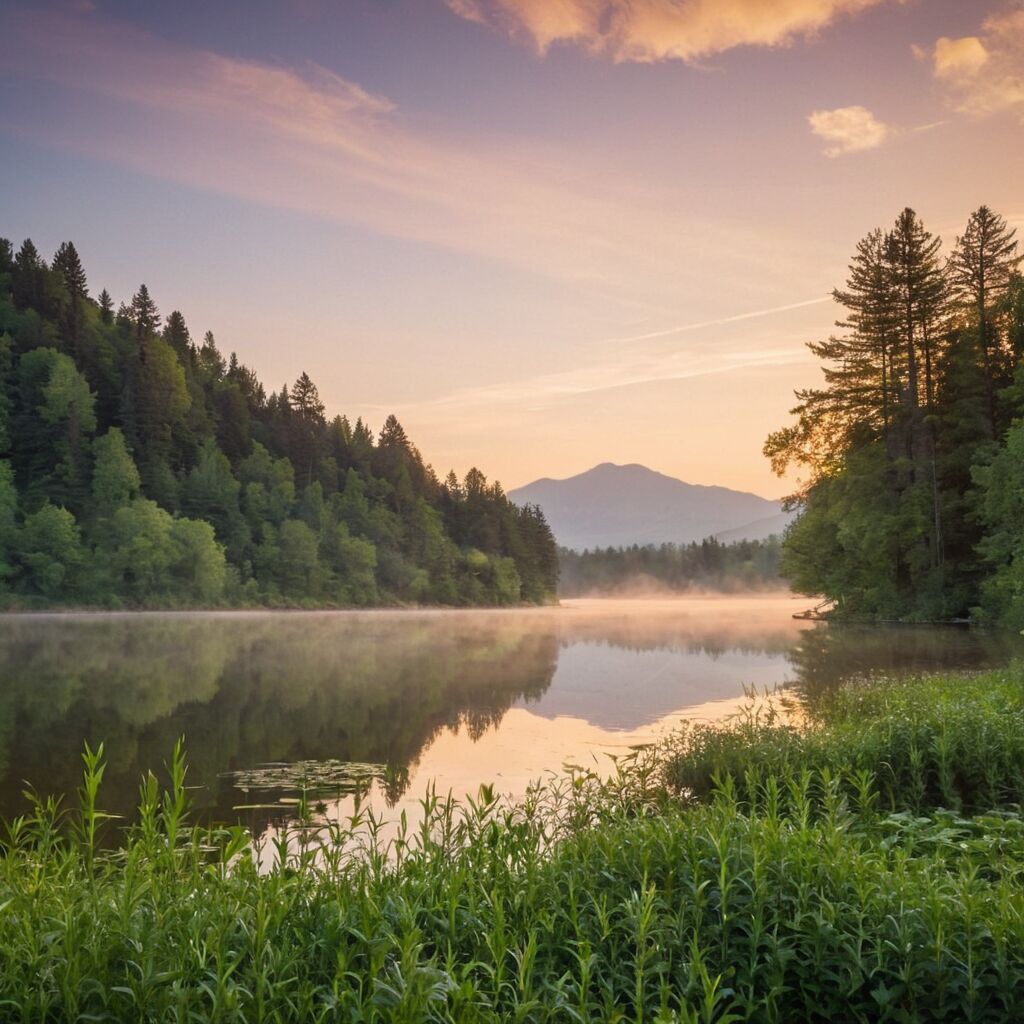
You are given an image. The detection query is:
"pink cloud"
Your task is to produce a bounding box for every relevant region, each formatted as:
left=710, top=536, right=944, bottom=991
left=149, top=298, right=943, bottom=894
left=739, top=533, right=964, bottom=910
left=445, top=0, right=889, bottom=62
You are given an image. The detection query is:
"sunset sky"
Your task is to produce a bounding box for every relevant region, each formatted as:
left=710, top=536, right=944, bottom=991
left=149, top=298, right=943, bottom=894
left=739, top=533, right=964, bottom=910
left=1, top=0, right=1022, bottom=497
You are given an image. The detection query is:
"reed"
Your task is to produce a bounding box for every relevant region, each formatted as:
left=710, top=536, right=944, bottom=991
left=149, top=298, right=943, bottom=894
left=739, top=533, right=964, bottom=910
left=2, top=669, right=1024, bottom=1021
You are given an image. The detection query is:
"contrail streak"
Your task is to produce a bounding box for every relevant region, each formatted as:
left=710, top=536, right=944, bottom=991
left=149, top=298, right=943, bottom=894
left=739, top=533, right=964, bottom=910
left=607, top=296, right=831, bottom=345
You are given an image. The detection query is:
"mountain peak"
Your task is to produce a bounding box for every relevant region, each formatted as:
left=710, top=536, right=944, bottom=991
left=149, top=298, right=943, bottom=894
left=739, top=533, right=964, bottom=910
left=508, top=463, right=792, bottom=550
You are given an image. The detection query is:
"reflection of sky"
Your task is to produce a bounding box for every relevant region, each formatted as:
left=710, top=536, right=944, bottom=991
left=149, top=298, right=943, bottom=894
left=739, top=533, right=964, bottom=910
left=519, top=641, right=794, bottom=730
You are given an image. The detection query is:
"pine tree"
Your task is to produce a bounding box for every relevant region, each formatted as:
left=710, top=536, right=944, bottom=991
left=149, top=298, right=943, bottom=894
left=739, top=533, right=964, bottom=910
left=98, top=289, right=113, bottom=324
left=51, top=241, right=87, bottom=299
left=12, top=239, right=47, bottom=312
left=199, top=330, right=226, bottom=379
left=764, top=226, right=904, bottom=483
left=884, top=208, right=946, bottom=423
left=163, top=310, right=191, bottom=359
left=289, top=372, right=325, bottom=422
left=52, top=241, right=89, bottom=359
left=948, top=206, right=1021, bottom=435
left=288, top=372, right=326, bottom=488
left=130, top=284, right=161, bottom=339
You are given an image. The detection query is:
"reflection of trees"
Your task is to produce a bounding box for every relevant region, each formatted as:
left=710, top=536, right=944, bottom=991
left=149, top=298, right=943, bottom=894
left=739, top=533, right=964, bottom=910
left=0, top=613, right=559, bottom=825
left=556, top=603, right=801, bottom=659
left=3, top=606, right=1022, bottom=830
left=790, top=622, right=1024, bottom=705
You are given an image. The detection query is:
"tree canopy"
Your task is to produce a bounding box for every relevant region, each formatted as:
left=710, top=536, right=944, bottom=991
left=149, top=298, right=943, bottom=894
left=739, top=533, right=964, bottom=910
left=768, top=204, right=1024, bottom=626
left=0, top=235, right=558, bottom=608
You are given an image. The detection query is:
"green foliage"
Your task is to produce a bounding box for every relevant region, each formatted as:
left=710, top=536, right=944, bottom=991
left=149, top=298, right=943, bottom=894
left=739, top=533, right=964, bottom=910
left=0, top=460, right=17, bottom=588
left=4, top=673, right=1024, bottom=1019
left=560, top=536, right=782, bottom=596
left=16, top=503, right=84, bottom=599
left=974, top=420, right=1024, bottom=630
left=768, top=205, right=1024, bottom=624
left=0, top=235, right=558, bottom=608
left=90, top=427, right=140, bottom=516
left=663, top=671, right=1024, bottom=815
left=94, top=498, right=227, bottom=606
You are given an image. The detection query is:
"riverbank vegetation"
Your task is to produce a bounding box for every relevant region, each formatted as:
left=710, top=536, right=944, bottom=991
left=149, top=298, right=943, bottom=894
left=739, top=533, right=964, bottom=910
left=767, top=205, right=1024, bottom=628
left=0, top=239, right=558, bottom=608
left=558, top=536, right=781, bottom=596
left=3, top=668, right=1024, bottom=1021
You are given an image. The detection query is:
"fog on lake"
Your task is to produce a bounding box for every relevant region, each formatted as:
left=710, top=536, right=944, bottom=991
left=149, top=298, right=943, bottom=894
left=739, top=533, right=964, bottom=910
left=1, top=595, right=1021, bottom=836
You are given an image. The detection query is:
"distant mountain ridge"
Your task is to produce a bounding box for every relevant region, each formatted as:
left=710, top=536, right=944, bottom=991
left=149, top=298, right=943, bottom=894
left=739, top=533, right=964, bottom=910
left=508, top=463, right=792, bottom=551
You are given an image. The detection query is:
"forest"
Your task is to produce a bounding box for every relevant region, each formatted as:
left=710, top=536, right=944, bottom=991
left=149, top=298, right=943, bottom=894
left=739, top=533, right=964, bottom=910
left=0, top=238, right=558, bottom=608
left=767, top=205, right=1024, bottom=629
left=558, top=536, right=782, bottom=596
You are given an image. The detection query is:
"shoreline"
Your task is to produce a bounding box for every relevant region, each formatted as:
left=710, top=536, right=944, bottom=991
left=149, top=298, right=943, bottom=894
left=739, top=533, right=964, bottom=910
left=0, top=591, right=801, bottom=618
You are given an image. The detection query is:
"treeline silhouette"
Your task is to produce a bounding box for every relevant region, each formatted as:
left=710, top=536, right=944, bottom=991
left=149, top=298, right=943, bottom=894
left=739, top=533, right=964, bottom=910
left=558, top=537, right=782, bottom=596
left=0, top=238, right=558, bottom=607
left=768, top=205, right=1024, bottom=627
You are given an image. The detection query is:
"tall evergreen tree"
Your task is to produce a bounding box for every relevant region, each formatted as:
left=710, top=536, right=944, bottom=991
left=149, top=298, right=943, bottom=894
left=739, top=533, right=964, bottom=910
left=948, top=206, right=1021, bottom=435
left=130, top=284, right=160, bottom=340
left=198, top=330, right=226, bottom=379
left=51, top=242, right=87, bottom=300
left=98, top=288, right=113, bottom=324
left=288, top=372, right=326, bottom=488
left=163, top=310, right=191, bottom=360
left=52, top=241, right=89, bottom=360
left=12, top=239, right=48, bottom=314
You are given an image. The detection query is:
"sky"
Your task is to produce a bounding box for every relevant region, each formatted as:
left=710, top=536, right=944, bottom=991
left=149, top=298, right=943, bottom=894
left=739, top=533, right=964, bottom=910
left=1, top=0, right=1022, bottom=497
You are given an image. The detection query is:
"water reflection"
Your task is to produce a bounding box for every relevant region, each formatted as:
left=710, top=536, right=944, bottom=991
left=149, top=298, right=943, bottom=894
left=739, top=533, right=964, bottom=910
left=0, top=597, right=1020, bottom=830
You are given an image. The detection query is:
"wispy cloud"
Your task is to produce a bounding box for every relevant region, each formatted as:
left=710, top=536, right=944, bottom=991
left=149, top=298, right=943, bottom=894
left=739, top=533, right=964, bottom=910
left=603, top=297, right=831, bottom=345
left=371, top=299, right=823, bottom=420
left=446, top=0, right=890, bottom=63
left=923, top=5, right=1024, bottom=119
left=0, top=5, right=813, bottom=313
left=808, top=105, right=890, bottom=157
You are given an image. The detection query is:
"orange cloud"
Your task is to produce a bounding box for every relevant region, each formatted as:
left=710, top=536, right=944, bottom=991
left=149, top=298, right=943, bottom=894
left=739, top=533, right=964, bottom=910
left=932, top=35, right=989, bottom=79
left=927, top=7, right=1024, bottom=118
left=446, top=0, right=889, bottom=62
left=808, top=105, right=889, bottom=157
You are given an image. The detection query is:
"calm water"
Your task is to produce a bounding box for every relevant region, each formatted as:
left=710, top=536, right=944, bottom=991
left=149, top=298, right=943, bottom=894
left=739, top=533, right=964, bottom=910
left=0, top=596, right=1021, bottom=835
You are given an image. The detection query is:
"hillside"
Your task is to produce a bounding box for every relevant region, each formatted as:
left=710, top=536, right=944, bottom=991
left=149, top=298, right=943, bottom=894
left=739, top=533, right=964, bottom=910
left=509, top=463, right=791, bottom=550
left=0, top=236, right=558, bottom=608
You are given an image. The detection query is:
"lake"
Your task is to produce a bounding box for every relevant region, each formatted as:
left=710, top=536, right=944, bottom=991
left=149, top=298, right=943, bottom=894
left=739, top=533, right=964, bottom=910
left=1, top=595, right=1021, bottom=838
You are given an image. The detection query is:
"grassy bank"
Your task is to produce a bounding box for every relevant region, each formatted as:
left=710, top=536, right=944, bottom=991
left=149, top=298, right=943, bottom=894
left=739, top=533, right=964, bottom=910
left=3, top=670, right=1024, bottom=1021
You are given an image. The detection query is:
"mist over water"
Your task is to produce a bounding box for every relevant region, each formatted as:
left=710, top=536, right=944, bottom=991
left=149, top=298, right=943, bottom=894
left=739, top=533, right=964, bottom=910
left=0, top=596, right=1020, bottom=834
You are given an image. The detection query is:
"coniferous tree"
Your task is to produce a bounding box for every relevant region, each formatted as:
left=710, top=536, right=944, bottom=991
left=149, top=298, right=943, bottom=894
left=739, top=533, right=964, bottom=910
left=98, top=288, right=113, bottom=324
left=198, top=330, right=226, bottom=379
left=163, top=310, right=191, bottom=360
left=52, top=241, right=89, bottom=361
left=288, top=372, right=326, bottom=488
left=130, top=284, right=160, bottom=339
left=948, top=206, right=1021, bottom=435
left=769, top=203, right=1024, bottom=622
left=12, top=239, right=48, bottom=314
left=51, top=242, right=87, bottom=300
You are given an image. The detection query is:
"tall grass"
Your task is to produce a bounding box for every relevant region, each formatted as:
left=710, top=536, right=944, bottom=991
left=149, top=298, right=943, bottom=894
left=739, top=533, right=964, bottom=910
left=662, top=666, right=1024, bottom=814
left=2, top=669, right=1024, bottom=1021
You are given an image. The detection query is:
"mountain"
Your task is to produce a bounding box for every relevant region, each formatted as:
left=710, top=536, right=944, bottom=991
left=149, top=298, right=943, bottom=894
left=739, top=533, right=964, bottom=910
left=507, top=463, right=792, bottom=551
